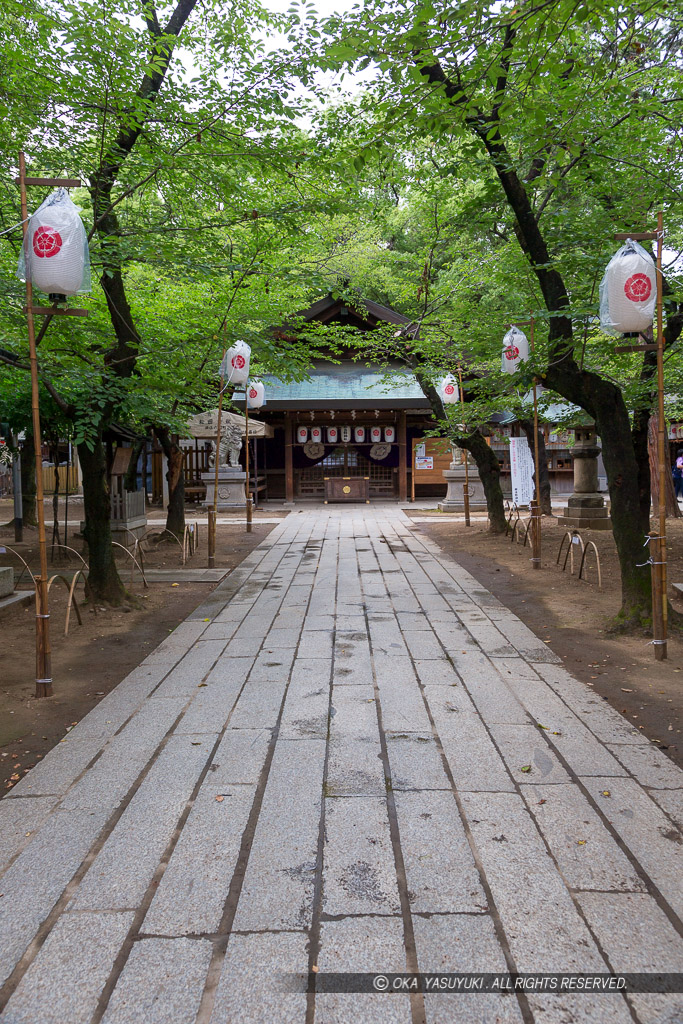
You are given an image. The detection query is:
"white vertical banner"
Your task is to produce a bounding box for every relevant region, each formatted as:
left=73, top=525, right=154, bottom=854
left=509, top=437, right=534, bottom=506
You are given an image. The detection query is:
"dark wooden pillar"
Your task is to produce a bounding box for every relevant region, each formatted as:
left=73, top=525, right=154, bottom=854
left=398, top=410, right=408, bottom=501
left=284, top=412, right=294, bottom=502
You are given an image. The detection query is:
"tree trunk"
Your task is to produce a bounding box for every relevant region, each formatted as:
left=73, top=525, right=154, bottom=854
left=413, top=369, right=507, bottom=532
left=518, top=419, right=552, bottom=515
left=124, top=438, right=145, bottom=493
left=78, top=437, right=126, bottom=604
left=21, top=433, right=37, bottom=526
left=462, top=430, right=507, bottom=534
left=154, top=427, right=185, bottom=539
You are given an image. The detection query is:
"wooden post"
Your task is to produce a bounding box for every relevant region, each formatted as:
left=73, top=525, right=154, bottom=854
left=208, top=341, right=227, bottom=568
left=284, top=412, right=294, bottom=502
left=18, top=151, right=52, bottom=698
left=457, top=366, right=471, bottom=526
left=529, top=317, right=542, bottom=570
left=398, top=410, right=408, bottom=501
left=245, top=401, right=252, bottom=532
left=654, top=212, right=667, bottom=659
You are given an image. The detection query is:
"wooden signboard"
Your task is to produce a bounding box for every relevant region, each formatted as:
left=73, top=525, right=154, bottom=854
left=411, top=437, right=452, bottom=500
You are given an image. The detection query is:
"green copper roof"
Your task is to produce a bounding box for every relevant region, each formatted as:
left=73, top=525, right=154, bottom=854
left=238, top=361, right=430, bottom=410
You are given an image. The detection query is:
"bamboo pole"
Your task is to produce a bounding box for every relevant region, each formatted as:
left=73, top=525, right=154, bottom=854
left=653, top=212, right=667, bottom=659
left=457, top=365, right=471, bottom=526
left=208, top=338, right=227, bottom=569
left=529, top=317, right=542, bottom=570
left=19, top=151, right=52, bottom=697
left=245, top=399, right=252, bottom=533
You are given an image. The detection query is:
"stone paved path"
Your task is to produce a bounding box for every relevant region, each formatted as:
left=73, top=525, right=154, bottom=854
left=1, top=507, right=682, bottom=1024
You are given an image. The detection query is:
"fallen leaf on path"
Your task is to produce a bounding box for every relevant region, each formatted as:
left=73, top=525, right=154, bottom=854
left=602, top=790, right=611, bottom=797
left=215, top=795, right=224, bottom=802
left=520, top=765, right=532, bottom=773
left=577, top=839, right=587, bottom=846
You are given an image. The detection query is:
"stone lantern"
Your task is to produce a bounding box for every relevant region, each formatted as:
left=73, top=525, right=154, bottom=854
left=438, top=444, right=486, bottom=513
left=557, top=422, right=611, bottom=530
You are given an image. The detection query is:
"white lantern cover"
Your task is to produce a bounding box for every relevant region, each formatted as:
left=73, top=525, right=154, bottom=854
left=440, top=374, right=459, bottom=404
left=297, top=426, right=308, bottom=444
left=384, top=426, right=396, bottom=443
left=501, top=327, right=529, bottom=374
left=340, top=426, right=352, bottom=443
left=246, top=380, right=265, bottom=409
left=19, top=188, right=90, bottom=296
left=222, top=341, right=251, bottom=385
left=370, top=426, right=382, bottom=442
left=599, top=238, right=656, bottom=335
left=311, top=426, right=323, bottom=443
left=354, top=426, right=366, bottom=443
left=327, top=426, right=338, bottom=444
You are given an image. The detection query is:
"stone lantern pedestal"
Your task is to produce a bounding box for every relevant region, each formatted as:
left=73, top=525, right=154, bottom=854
left=202, top=468, right=247, bottom=510
left=557, top=424, right=611, bottom=530
left=439, top=447, right=487, bottom=513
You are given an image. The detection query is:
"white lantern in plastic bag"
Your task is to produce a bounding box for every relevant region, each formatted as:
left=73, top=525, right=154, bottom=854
left=246, top=380, right=265, bottom=409
left=297, top=426, right=308, bottom=444
left=354, top=426, right=366, bottom=443
left=222, top=341, right=251, bottom=384
left=599, top=238, right=656, bottom=335
left=384, top=426, right=396, bottom=443
left=327, top=426, right=338, bottom=444
left=341, top=426, right=352, bottom=443
left=370, top=425, right=382, bottom=443
left=440, top=375, right=459, bottom=404
left=311, top=426, right=323, bottom=443
left=19, top=188, right=90, bottom=298
left=501, top=327, right=529, bottom=374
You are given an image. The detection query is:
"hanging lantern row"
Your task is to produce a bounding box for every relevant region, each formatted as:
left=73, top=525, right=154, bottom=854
left=600, top=238, right=656, bottom=335
left=296, top=425, right=396, bottom=445
left=17, top=188, right=91, bottom=300
left=221, top=341, right=251, bottom=385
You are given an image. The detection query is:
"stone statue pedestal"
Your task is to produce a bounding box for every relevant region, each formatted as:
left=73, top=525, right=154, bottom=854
left=202, top=469, right=246, bottom=510
left=438, top=456, right=487, bottom=513
left=557, top=425, right=611, bottom=530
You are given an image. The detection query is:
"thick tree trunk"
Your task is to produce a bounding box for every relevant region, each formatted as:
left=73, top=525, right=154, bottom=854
left=78, top=437, right=126, bottom=604
left=154, top=427, right=185, bottom=539
left=518, top=419, right=552, bottom=515
left=21, top=433, right=37, bottom=526
left=462, top=430, right=507, bottom=534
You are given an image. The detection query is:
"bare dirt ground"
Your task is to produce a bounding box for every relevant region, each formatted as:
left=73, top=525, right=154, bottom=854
left=409, top=511, right=683, bottom=769
left=0, top=499, right=281, bottom=791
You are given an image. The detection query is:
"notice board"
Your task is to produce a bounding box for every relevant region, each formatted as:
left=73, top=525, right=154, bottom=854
left=411, top=437, right=452, bottom=499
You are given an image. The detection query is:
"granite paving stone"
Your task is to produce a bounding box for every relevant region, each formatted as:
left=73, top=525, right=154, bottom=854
left=576, top=892, right=683, bottom=1023
left=0, top=911, right=133, bottom=1024
left=70, top=734, right=218, bottom=911
left=384, top=733, right=451, bottom=791
left=209, top=931, right=308, bottom=1024
left=520, top=783, right=646, bottom=893
left=315, top=916, right=411, bottom=1024
left=413, top=914, right=524, bottom=1024
left=323, top=797, right=400, bottom=916
left=233, top=739, right=326, bottom=931
left=394, top=790, right=486, bottom=912
left=142, top=783, right=256, bottom=936
left=0, top=796, right=59, bottom=875
left=101, top=937, right=213, bottom=1024
left=581, top=777, right=683, bottom=919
